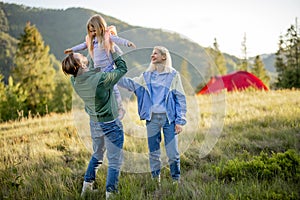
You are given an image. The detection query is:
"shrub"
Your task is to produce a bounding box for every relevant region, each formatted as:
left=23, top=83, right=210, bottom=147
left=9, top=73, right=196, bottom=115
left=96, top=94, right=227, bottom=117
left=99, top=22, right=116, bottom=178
left=215, top=149, right=300, bottom=182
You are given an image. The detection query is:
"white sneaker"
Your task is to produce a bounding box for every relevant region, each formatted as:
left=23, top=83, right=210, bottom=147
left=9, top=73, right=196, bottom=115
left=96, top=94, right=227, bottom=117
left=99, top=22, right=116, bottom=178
left=80, top=181, right=93, bottom=197
left=152, top=174, right=161, bottom=188
left=106, top=191, right=113, bottom=200
left=172, top=179, right=180, bottom=188
left=157, top=175, right=161, bottom=184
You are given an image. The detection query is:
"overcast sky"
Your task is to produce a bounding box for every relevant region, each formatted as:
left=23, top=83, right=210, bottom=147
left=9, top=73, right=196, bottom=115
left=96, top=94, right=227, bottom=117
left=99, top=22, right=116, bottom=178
left=2, top=0, right=300, bottom=57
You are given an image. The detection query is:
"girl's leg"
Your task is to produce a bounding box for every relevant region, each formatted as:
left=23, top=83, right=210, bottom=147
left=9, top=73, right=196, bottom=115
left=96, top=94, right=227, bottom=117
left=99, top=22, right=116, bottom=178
left=113, top=85, right=126, bottom=120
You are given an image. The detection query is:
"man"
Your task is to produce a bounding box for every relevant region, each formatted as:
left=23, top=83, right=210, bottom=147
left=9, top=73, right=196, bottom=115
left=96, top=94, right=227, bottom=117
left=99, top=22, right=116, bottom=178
left=61, top=46, right=127, bottom=199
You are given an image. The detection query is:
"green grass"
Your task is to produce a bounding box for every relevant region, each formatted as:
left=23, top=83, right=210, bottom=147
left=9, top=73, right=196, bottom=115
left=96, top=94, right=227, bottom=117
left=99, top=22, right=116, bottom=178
left=1, top=90, right=299, bottom=199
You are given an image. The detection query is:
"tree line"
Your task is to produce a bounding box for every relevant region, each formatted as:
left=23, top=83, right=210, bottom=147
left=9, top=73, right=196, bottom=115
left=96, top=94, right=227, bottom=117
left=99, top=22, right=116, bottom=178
left=205, top=18, right=300, bottom=90
left=0, top=22, right=72, bottom=121
left=0, top=19, right=299, bottom=122
left=206, top=35, right=270, bottom=88
left=275, top=18, right=300, bottom=88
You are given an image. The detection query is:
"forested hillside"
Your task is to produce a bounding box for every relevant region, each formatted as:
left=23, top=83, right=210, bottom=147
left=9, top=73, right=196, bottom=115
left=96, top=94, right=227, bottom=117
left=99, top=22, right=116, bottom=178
left=0, top=2, right=275, bottom=87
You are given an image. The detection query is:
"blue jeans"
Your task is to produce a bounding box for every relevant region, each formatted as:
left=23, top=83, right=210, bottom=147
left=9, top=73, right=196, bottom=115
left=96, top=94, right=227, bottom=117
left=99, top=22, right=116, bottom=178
left=146, top=113, right=180, bottom=180
left=84, top=118, right=124, bottom=192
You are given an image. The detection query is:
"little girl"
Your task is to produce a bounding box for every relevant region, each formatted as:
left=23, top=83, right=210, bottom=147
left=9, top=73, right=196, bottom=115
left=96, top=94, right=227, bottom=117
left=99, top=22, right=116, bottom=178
left=64, top=14, right=136, bottom=119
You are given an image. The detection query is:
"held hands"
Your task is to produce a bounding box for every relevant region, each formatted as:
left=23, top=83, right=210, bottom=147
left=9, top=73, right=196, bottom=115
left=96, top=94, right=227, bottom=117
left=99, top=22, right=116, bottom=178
left=175, top=124, right=183, bottom=134
left=64, top=48, right=73, bottom=54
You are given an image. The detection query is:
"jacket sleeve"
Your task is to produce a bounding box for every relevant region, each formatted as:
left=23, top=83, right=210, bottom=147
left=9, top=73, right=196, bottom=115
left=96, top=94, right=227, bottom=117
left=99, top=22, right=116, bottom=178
left=118, top=73, right=144, bottom=92
left=99, top=53, right=128, bottom=88
left=173, top=72, right=187, bottom=125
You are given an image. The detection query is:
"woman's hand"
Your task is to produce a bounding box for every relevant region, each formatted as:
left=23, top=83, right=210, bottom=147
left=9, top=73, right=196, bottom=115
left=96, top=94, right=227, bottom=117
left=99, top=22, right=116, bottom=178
left=175, top=124, right=183, bottom=134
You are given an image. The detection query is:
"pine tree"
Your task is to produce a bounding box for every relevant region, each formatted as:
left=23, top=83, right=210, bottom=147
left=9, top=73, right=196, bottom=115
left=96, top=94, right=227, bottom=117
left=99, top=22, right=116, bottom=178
left=0, top=7, right=9, bottom=33
left=205, top=39, right=227, bottom=77
left=213, top=38, right=227, bottom=75
left=275, top=18, right=300, bottom=88
left=251, top=55, right=270, bottom=88
left=0, top=76, right=27, bottom=121
left=0, top=8, right=17, bottom=83
left=0, top=74, right=5, bottom=121
left=179, top=59, right=195, bottom=95
left=239, top=33, right=248, bottom=71
left=49, top=54, right=72, bottom=113
left=12, top=22, right=55, bottom=116
left=275, top=35, right=287, bottom=88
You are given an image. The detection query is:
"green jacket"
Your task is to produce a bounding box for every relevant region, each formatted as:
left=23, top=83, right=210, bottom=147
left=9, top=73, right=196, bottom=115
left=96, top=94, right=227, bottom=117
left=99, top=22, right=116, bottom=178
left=71, top=53, right=127, bottom=122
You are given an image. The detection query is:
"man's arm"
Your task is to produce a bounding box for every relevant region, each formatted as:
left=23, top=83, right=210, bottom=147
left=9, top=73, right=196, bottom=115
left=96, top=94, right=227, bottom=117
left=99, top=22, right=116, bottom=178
left=100, top=52, right=128, bottom=88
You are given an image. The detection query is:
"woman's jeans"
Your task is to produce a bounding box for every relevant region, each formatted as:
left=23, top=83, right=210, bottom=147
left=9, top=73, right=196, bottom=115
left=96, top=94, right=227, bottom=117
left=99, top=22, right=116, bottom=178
left=146, top=113, right=180, bottom=180
left=84, top=118, right=124, bottom=192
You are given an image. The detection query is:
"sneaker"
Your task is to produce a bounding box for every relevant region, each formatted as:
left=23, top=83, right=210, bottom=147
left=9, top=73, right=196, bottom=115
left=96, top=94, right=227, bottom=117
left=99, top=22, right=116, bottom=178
left=172, top=179, right=180, bottom=188
left=118, top=107, right=126, bottom=120
left=80, top=181, right=93, bottom=197
left=152, top=174, right=161, bottom=188
left=106, top=191, right=113, bottom=200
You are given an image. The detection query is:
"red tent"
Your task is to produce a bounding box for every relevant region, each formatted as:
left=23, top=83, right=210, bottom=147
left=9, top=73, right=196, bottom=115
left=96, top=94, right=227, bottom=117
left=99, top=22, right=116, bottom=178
left=198, top=71, right=268, bottom=95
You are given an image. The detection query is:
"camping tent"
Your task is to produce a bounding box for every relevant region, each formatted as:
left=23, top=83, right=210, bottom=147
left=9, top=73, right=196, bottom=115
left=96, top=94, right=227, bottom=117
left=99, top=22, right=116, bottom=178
left=198, top=71, right=268, bottom=95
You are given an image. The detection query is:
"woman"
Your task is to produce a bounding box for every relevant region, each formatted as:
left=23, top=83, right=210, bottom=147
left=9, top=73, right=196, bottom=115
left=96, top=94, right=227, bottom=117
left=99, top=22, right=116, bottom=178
left=118, top=46, right=187, bottom=184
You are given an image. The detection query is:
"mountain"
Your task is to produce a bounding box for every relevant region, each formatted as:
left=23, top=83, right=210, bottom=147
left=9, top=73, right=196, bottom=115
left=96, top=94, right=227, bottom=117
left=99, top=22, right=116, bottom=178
left=259, top=54, right=276, bottom=72
left=0, top=2, right=276, bottom=89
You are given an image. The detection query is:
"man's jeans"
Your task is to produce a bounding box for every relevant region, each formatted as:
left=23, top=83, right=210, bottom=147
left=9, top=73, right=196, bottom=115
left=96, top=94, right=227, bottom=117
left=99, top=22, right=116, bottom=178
left=146, top=113, right=180, bottom=180
left=84, top=118, right=124, bottom=192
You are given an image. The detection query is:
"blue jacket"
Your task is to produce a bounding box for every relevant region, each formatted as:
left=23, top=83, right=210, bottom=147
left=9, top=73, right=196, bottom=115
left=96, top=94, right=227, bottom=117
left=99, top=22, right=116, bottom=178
left=118, top=70, right=187, bottom=125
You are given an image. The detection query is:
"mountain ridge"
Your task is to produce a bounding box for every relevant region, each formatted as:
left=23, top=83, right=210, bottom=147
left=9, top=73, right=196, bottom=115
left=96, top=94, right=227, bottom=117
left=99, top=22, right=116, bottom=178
left=0, top=2, right=276, bottom=87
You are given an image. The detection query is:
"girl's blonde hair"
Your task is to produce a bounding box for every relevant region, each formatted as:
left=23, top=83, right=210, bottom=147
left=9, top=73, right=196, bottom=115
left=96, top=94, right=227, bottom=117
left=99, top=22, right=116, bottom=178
left=85, top=14, right=116, bottom=58
left=146, top=46, right=174, bottom=73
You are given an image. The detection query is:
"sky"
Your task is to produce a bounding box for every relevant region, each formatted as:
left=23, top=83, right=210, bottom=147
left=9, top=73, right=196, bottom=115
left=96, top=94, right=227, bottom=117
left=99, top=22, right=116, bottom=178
left=2, top=0, right=300, bottom=57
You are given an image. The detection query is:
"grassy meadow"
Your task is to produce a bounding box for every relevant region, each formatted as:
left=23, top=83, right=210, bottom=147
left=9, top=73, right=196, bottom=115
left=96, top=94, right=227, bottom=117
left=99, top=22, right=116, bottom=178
left=0, top=90, right=299, bottom=200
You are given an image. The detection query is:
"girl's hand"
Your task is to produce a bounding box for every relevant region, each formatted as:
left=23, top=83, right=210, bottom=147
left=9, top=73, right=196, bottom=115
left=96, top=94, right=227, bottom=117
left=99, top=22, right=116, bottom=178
left=64, top=48, right=73, bottom=54
left=128, top=42, right=136, bottom=48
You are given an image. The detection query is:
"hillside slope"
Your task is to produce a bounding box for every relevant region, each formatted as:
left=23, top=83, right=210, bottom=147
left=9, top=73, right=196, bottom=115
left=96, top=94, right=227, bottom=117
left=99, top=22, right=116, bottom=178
left=0, top=2, right=276, bottom=88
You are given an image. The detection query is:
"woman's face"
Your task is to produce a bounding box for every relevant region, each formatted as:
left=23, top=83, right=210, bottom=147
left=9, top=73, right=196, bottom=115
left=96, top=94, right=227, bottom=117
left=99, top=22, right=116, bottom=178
left=151, top=48, right=166, bottom=64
